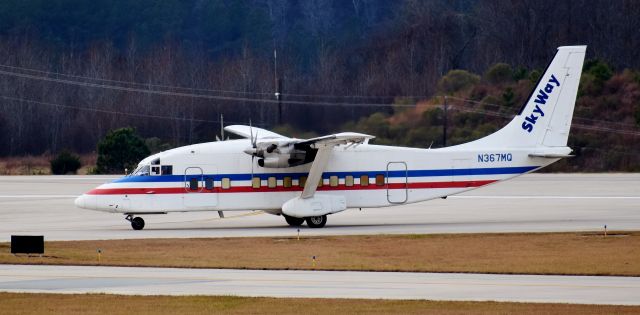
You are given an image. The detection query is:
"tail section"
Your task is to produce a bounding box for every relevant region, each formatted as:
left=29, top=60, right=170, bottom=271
left=459, top=46, right=586, bottom=149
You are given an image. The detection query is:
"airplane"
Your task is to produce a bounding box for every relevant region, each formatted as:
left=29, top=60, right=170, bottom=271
left=75, top=46, right=586, bottom=230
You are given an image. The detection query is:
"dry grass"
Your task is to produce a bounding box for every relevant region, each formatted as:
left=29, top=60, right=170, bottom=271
left=2, top=293, right=640, bottom=315
left=2, top=232, right=639, bottom=276
left=0, top=153, right=96, bottom=175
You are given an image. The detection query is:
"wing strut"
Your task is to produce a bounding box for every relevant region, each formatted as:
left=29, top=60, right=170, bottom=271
left=300, top=145, right=333, bottom=199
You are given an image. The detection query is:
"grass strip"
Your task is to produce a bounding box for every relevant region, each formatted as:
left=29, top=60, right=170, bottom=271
left=2, top=293, right=639, bottom=315
left=1, top=232, right=639, bottom=276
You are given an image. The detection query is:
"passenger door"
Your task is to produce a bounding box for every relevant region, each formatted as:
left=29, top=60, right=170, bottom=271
left=386, top=162, right=408, bottom=204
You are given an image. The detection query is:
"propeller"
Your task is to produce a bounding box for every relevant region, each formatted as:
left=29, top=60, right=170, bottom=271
left=250, top=120, right=255, bottom=178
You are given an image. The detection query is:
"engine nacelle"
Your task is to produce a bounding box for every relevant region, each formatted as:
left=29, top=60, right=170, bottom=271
left=258, top=156, right=290, bottom=168
left=281, top=194, right=347, bottom=218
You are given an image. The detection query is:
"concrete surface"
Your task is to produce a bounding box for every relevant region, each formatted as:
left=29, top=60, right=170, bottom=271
left=0, top=174, right=639, bottom=241
left=0, top=264, right=639, bottom=305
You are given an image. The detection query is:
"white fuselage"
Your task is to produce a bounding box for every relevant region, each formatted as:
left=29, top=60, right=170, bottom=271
left=75, top=139, right=553, bottom=214
left=74, top=45, right=586, bottom=228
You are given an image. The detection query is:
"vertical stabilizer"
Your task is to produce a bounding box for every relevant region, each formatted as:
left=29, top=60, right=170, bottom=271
left=457, top=46, right=586, bottom=149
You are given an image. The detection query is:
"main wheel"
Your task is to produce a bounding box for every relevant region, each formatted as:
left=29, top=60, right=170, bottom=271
left=284, top=214, right=305, bottom=227
left=131, top=217, right=145, bottom=230
left=305, top=215, right=327, bottom=228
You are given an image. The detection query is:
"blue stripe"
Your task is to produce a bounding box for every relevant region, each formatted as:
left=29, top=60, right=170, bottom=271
left=112, top=166, right=538, bottom=183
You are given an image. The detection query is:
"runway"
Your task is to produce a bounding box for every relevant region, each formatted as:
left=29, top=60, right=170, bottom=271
left=0, top=173, right=639, bottom=241
left=0, top=264, right=639, bottom=305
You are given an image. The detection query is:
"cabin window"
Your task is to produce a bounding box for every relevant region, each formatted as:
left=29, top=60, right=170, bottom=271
left=221, top=178, right=231, bottom=190
left=161, top=165, right=173, bottom=175
left=376, top=174, right=385, bottom=186
left=360, top=175, right=369, bottom=187
left=329, top=176, right=338, bottom=187
left=345, top=175, right=354, bottom=187
left=252, top=177, right=261, bottom=189
left=299, top=176, right=307, bottom=187
left=268, top=177, right=277, bottom=188
left=189, top=178, right=198, bottom=191
left=205, top=178, right=214, bottom=190
left=283, top=176, right=292, bottom=188
left=132, top=165, right=150, bottom=176
left=150, top=166, right=161, bottom=176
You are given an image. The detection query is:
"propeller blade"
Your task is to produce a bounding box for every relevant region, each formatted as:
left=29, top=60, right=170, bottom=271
left=249, top=119, right=254, bottom=147
left=254, top=131, right=259, bottom=148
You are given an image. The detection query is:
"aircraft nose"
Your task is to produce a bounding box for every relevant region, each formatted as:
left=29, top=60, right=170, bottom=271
left=74, top=194, right=97, bottom=210
left=74, top=195, right=84, bottom=208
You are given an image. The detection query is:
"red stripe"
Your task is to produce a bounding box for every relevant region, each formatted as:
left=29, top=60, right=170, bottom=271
left=87, top=180, right=496, bottom=195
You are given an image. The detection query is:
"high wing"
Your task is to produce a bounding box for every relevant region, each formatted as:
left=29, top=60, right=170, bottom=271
left=224, top=125, right=289, bottom=140
left=300, top=132, right=374, bottom=198
left=228, top=124, right=373, bottom=197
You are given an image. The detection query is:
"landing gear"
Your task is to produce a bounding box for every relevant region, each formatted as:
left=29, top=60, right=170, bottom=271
left=305, top=215, right=327, bottom=228
left=125, top=214, right=145, bottom=230
left=284, top=214, right=305, bottom=227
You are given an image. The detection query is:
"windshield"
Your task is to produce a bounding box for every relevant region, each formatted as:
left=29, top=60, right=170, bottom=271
left=130, top=165, right=150, bottom=176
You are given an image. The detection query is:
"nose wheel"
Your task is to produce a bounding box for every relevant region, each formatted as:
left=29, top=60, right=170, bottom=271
left=125, top=214, right=145, bottom=230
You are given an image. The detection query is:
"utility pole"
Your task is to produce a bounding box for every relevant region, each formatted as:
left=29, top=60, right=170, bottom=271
left=443, top=95, right=447, bottom=147
left=274, top=49, right=282, bottom=125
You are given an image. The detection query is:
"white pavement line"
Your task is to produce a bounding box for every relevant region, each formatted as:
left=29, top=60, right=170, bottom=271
left=0, top=265, right=639, bottom=305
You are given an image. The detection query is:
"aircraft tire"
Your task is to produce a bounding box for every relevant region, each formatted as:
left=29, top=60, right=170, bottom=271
left=131, top=217, right=145, bottom=230
left=284, top=214, right=305, bottom=227
left=305, top=215, right=327, bottom=228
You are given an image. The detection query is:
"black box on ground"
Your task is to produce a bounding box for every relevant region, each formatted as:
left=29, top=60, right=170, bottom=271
left=11, top=235, right=44, bottom=254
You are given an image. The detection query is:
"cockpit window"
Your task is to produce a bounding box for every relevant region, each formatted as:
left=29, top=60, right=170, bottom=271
left=132, top=165, right=150, bottom=176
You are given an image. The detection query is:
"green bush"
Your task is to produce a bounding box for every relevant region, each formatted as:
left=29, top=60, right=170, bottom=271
left=501, top=87, right=516, bottom=107
left=584, top=59, right=613, bottom=82
left=95, top=128, right=150, bottom=174
left=50, top=151, right=81, bottom=175
left=528, top=69, right=541, bottom=83
left=484, top=63, right=513, bottom=84
left=437, top=70, right=480, bottom=95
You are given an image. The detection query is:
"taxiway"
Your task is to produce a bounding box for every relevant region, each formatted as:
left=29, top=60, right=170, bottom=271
left=0, top=264, right=639, bottom=305
left=0, top=173, right=638, bottom=240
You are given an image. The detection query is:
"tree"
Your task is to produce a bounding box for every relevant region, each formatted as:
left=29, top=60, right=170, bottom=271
left=484, top=63, right=513, bottom=84
left=95, top=128, right=150, bottom=174
left=50, top=150, right=81, bottom=175
left=437, top=70, right=480, bottom=95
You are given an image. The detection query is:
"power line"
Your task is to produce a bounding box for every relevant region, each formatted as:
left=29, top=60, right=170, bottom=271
left=0, top=63, right=432, bottom=100
left=0, top=64, right=274, bottom=97
left=1, top=64, right=638, bottom=135
left=447, top=104, right=640, bottom=136
left=0, top=95, right=250, bottom=125
left=0, top=68, right=408, bottom=108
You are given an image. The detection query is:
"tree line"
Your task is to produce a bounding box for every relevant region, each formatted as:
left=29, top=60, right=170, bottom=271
left=0, top=0, right=639, bottom=161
